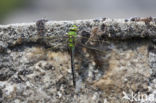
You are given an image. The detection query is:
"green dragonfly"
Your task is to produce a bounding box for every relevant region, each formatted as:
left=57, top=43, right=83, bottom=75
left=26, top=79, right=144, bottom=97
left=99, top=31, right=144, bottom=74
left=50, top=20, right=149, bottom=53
left=66, top=25, right=110, bottom=87
left=42, top=25, right=110, bottom=87
left=67, top=25, right=78, bottom=87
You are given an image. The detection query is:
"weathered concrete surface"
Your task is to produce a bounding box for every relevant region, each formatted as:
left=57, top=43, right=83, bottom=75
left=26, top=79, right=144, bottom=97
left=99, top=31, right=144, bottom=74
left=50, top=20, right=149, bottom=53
left=0, top=17, right=156, bottom=103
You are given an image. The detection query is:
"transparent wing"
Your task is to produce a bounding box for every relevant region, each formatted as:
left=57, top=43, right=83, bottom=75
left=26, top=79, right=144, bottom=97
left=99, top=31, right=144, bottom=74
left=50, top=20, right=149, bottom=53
left=75, top=35, right=111, bottom=54
left=42, top=34, right=110, bottom=53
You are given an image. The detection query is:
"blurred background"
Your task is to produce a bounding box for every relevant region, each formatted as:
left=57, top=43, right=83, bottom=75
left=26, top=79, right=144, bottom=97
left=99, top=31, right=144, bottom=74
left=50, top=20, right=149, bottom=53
left=0, top=0, right=156, bottom=24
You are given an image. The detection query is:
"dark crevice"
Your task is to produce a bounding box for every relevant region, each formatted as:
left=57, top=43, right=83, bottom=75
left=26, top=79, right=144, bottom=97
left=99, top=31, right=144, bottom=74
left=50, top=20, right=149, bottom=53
left=7, top=39, right=52, bottom=51
left=0, top=73, right=12, bottom=81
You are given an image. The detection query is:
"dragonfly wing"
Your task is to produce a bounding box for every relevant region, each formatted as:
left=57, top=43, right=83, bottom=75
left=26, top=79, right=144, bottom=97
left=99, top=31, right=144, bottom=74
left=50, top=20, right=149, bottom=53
left=75, top=35, right=111, bottom=54
left=41, top=35, right=69, bottom=50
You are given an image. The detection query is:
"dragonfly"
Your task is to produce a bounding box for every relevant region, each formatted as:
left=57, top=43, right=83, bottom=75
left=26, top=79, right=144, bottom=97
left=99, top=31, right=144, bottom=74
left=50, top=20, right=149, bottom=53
left=42, top=25, right=111, bottom=87
left=66, top=25, right=111, bottom=87
left=67, top=25, right=78, bottom=87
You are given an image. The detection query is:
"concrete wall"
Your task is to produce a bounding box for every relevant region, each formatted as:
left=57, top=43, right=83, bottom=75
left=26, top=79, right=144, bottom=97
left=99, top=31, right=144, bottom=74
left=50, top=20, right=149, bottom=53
left=0, top=17, right=156, bottom=103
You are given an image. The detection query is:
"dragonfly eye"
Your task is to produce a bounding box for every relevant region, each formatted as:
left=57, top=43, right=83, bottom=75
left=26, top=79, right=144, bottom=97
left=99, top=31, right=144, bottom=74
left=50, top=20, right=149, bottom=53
left=69, top=25, right=78, bottom=31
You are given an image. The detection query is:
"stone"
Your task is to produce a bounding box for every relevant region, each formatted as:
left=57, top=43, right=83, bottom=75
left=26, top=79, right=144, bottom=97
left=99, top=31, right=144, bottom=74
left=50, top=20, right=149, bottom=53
left=0, top=18, right=156, bottom=103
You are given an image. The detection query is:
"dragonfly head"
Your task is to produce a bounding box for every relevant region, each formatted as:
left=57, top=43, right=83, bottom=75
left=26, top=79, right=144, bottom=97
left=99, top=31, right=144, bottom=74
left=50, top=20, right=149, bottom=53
left=69, top=25, right=78, bottom=31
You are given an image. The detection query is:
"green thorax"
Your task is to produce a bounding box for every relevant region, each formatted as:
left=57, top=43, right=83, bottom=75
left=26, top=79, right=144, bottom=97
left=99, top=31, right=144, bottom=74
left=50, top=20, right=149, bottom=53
left=67, top=25, right=78, bottom=48
left=68, top=30, right=77, bottom=48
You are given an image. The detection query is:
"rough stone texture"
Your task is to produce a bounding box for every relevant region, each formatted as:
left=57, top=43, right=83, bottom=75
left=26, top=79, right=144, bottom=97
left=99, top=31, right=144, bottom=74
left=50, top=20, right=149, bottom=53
left=0, top=17, right=156, bottom=103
